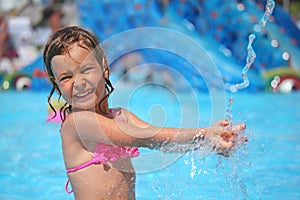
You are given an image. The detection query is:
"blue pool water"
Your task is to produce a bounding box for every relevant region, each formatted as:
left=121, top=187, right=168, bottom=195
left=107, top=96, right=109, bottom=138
left=0, top=86, right=300, bottom=199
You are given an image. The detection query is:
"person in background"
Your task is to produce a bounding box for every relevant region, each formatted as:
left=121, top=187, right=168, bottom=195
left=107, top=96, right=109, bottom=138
left=0, top=13, right=18, bottom=72
left=44, top=26, right=247, bottom=199
left=34, top=4, right=63, bottom=33
left=43, top=5, right=63, bottom=33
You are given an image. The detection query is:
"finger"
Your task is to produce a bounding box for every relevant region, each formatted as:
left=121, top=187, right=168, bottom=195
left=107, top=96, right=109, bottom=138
left=217, top=119, right=230, bottom=127
left=219, top=140, right=234, bottom=149
left=232, top=123, right=246, bottom=133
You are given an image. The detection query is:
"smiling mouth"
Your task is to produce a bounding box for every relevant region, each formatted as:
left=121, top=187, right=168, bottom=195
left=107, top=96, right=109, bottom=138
left=75, top=89, right=93, bottom=98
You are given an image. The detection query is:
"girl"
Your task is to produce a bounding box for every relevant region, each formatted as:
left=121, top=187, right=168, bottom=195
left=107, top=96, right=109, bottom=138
left=43, top=26, right=246, bottom=199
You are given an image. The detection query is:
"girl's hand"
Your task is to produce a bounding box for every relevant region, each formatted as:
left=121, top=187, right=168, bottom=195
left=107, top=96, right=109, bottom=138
left=205, top=120, right=247, bottom=157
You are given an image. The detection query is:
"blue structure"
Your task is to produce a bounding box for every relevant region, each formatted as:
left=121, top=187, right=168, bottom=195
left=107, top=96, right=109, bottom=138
left=2, top=0, right=300, bottom=92
left=75, top=0, right=300, bottom=92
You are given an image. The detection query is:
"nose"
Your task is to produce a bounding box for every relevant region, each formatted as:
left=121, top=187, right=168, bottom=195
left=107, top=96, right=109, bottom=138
left=73, top=75, right=86, bottom=91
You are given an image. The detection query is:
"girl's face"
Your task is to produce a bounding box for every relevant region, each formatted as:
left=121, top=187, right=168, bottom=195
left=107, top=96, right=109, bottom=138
left=51, top=45, right=107, bottom=111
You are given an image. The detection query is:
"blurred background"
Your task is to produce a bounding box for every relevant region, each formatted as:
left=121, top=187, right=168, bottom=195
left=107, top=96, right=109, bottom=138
left=1, top=1, right=300, bottom=199
left=0, top=0, right=299, bottom=93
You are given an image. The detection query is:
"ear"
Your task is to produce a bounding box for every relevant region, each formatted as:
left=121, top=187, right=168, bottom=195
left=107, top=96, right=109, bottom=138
left=104, top=68, right=110, bottom=79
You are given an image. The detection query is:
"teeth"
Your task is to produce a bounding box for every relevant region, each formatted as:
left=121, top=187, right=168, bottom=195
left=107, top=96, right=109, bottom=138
left=76, top=89, right=92, bottom=97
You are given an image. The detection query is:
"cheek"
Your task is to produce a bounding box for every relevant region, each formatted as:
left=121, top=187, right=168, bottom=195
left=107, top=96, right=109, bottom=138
left=96, top=79, right=107, bottom=96
left=97, top=82, right=106, bottom=95
left=58, top=84, right=72, bottom=103
left=61, top=93, right=70, bottom=104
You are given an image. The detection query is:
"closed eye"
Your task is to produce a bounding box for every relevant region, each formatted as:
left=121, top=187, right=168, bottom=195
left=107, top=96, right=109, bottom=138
left=59, top=75, right=72, bottom=82
left=83, top=68, right=92, bottom=73
left=82, top=66, right=94, bottom=74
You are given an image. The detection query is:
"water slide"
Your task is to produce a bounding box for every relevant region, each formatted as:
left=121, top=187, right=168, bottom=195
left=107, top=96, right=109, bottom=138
left=3, top=0, right=299, bottom=92
left=160, top=7, right=264, bottom=91
left=100, top=1, right=265, bottom=91
left=257, top=0, right=300, bottom=49
left=242, top=0, right=300, bottom=91
left=243, top=0, right=300, bottom=70
left=100, top=0, right=299, bottom=92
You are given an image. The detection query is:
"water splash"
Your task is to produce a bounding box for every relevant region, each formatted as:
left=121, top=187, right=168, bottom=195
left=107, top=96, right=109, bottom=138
left=235, top=34, right=256, bottom=90
left=259, top=0, right=276, bottom=27
left=225, top=97, right=234, bottom=127
left=233, top=0, right=275, bottom=91
left=190, top=158, right=197, bottom=178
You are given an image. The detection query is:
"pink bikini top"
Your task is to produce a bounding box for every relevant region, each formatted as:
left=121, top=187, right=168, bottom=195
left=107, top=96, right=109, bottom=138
left=65, top=109, right=140, bottom=193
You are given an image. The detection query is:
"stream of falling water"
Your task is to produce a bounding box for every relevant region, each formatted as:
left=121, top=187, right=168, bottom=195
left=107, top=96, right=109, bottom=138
left=234, top=0, right=275, bottom=90
left=226, top=0, right=275, bottom=120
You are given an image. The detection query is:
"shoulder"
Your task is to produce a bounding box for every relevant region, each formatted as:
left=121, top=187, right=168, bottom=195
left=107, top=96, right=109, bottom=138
left=69, top=110, right=114, bottom=124
left=115, top=108, right=152, bottom=128
left=62, top=111, right=95, bottom=127
left=66, top=110, right=98, bottom=121
left=60, top=111, right=115, bottom=146
left=61, top=111, right=100, bottom=135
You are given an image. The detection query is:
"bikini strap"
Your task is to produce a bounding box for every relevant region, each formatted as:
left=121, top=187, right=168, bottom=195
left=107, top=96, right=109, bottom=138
left=66, top=159, right=96, bottom=173
left=65, top=158, right=99, bottom=194
left=65, top=179, right=73, bottom=194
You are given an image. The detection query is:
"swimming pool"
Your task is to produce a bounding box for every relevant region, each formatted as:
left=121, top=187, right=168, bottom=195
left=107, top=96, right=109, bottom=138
left=0, top=85, right=299, bottom=199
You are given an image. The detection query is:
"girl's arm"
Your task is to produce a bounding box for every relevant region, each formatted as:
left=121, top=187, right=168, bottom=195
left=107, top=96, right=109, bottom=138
left=123, top=108, right=246, bottom=150
left=62, top=110, right=246, bottom=154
